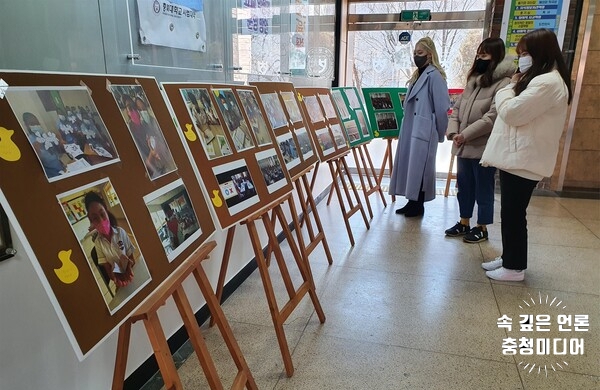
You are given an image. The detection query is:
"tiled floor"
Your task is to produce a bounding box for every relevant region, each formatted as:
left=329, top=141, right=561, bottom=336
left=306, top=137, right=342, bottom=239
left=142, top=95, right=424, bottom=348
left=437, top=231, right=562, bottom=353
left=142, top=189, right=600, bottom=390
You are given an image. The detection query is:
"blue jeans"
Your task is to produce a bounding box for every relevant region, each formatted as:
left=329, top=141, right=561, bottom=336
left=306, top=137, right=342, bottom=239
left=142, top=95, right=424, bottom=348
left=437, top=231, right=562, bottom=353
left=456, top=157, right=496, bottom=225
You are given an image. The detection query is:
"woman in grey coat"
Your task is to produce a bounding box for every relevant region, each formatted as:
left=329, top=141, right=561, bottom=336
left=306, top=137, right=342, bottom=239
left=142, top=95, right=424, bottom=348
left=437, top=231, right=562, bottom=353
left=445, top=38, right=516, bottom=243
left=390, top=37, right=450, bottom=217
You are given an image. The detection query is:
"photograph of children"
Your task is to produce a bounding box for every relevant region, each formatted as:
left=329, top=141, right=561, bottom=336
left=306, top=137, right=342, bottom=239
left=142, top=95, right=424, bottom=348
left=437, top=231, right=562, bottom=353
left=256, top=149, right=287, bottom=193
left=276, top=132, right=301, bottom=169
left=280, top=91, right=303, bottom=123
left=315, top=127, right=335, bottom=156
left=330, top=124, right=347, bottom=148
left=213, top=160, right=260, bottom=215
left=110, top=85, right=177, bottom=180
left=295, top=127, right=314, bottom=160
left=237, top=90, right=272, bottom=146
left=375, top=112, right=399, bottom=131
left=143, top=179, right=202, bottom=262
left=343, top=120, right=361, bottom=142
left=260, top=93, right=288, bottom=130
left=369, top=92, right=394, bottom=110
left=318, top=94, right=338, bottom=119
left=57, top=178, right=151, bottom=315
left=355, top=110, right=371, bottom=137
left=345, top=88, right=362, bottom=109
left=303, top=95, right=325, bottom=124
left=213, top=89, right=255, bottom=152
left=331, top=90, right=350, bottom=120
left=181, top=88, right=233, bottom=160
left=6, top=86, right=119, bottom=182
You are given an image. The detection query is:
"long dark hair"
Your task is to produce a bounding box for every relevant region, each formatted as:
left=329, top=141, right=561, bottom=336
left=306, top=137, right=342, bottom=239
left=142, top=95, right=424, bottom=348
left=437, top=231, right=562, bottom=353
left=515, top=28, right=573, bottom=104
left=84, top=191, right=118, bottom=227
left=467, top=38, right=506, bottom=88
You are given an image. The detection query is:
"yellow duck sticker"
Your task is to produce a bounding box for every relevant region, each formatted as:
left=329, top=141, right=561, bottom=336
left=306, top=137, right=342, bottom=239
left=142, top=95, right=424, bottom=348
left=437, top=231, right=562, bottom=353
left=184, top=123, right=197, bottom=142
left=374, top=130, right=380, bottom=137
left=297, top=92, right=303, bottom=102
left=54, top=249, right=79, bottom=284
left=0, top=127, right=21, bottom=162
left=211, top=189, right=223, bottom=208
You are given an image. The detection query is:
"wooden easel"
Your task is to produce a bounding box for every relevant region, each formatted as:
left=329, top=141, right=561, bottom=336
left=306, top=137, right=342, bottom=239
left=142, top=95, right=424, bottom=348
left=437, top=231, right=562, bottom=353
left=326, top=143, right=387, bottom=219
left=211, top=192, right=326, bottom=377
left=310, top=153, right=370, bottom=246
left=377, top=137, right=397, bottom=202
left=112, top=241, right=257, bottom=390
left=444, top=154, right=457, bottom=197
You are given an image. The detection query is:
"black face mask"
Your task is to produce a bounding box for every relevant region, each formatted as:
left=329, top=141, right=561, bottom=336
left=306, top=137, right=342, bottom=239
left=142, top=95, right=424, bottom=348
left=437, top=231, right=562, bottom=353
left=413, top=55, right=428, bottom=69
left=474, top=59, right=491, bottom=74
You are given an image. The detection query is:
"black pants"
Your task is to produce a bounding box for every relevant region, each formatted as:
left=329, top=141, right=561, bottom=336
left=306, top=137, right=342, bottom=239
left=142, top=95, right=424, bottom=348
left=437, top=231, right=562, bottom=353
left=500, top=170, right=538, bottom=270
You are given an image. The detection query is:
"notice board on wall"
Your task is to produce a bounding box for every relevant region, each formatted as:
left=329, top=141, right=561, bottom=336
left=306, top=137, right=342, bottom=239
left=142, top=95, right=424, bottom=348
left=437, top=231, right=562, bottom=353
left=250, top=82, right=319, bottom=180
left=0, top=71, right=216, bottom=359
left=331, top=87, right=373, bottom=148
left=295, top=88, right=350, bottom=162
left=162, top=83, right=293, bottom=230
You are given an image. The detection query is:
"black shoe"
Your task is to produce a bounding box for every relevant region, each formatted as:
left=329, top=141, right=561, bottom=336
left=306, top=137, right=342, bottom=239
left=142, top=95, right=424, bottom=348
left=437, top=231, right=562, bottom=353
left=445, top=222, right=470, bottom=237
left=395, top=201, right=416, bottom=214
left=404, top=205, right=424, bottom=217
left=463, top=226, right=489, bottom=243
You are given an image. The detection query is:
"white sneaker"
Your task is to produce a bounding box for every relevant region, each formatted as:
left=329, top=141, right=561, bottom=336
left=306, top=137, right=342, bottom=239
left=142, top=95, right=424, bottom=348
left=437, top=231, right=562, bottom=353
left=486, top=267, right=525, bottom=281
left=481, top=256, right=503, bottom=271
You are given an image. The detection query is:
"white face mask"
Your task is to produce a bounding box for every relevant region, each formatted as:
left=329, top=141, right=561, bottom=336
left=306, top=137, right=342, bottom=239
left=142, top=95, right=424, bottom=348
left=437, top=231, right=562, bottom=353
left=519, top=55, right=533, bottom=73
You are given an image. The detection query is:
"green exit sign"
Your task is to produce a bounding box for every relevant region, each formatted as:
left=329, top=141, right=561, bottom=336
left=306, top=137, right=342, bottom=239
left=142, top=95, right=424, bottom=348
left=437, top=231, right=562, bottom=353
left=400, top=10, right=432, bottom=22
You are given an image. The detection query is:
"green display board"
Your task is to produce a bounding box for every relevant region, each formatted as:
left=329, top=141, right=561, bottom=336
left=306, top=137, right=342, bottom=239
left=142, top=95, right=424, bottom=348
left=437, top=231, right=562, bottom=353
left=361, top=87, right=407, bottom=138
left=331, top=87, right=374, bottom=148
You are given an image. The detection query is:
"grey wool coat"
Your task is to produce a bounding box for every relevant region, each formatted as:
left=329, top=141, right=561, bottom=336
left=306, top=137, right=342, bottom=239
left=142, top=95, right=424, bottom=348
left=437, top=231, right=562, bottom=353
left=389, top=65, right=450, bottom=202
left=446, top=58, right=516, bottom=159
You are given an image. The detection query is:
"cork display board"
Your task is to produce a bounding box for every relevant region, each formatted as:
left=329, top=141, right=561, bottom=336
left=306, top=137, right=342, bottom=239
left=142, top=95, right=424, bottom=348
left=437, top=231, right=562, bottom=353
left=294, top=88, right=350, bottom=162
left=331, top=87, right=374, bottom=147
left=361, top=87, right=407, bottom=138
left=162, top=83, right=293, bottom=230
left=249, top=82, right=319, bottom=180
left=0, top=71, right=216, bottom=359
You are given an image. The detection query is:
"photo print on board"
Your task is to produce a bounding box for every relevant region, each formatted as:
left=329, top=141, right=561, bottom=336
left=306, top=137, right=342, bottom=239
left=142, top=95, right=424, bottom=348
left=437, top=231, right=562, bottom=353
left=318, top=94, right=338, bottom=119
left=345, top=88, right=362, bottom=109
left=343, top=119, right=361, bottom=142
left=355, top=110, right=370, bottom=137
left=369, top=92, right=394, bottom=110
left=375, top=112, right=398, bottom=131
left=143, top=179, right=202, bottom=262
left=237, top=90, right=272, bottom=146
left=303, top=95, right=325, bottom=124
left=255, top=149, right=287, bottom=194
left=330, top=124, right=347, bottom=148
left=315, top=127, right=335, bottom=156
left=110, top=85, right=177, bottom=180
left=260, top=93, right=288, bottom=130
left=276, top=132, right=301, bottom=170
left=213, top=89, right=256, bottom=152
left=294, top=127, right=314, bottom=160
left=212, top=160, right=260, bottom=215
left=6, top=86, right=119, bottom=182
left=280, top=91, right=303, bottom=123
left=331, top=90, right=350, bottom=120
left=57, top=178, right=151, bottom=315
left=180, top=88, right=233, bottom=160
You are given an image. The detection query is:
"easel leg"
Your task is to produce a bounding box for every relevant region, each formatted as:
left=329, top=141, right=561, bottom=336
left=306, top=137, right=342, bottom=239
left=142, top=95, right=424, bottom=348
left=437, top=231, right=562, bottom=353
left=387, top=138, right=396, bottom=202
left=173, top=286, right=223, bottom=390
left=264, top=209, right=277, bottom=266
left=192, top=266, right=258, bottom=390
left=362, top=144, right=387, bottom=207
left=341, top=156, right=370, bottom=229
left=297, top=173, right=333, bottom=265
left=111, top=321, right=132, bottom=390
left=326, top=164, right=339, bottom=206
left=245, top=219, right=295, bottom=377
left=210, top=225, right=236, bottom=327
left=328, top=159, right=355, bottom=246
left=352, top=146, right=373, bottom=219
left=143, top=312, right=183, bottom=390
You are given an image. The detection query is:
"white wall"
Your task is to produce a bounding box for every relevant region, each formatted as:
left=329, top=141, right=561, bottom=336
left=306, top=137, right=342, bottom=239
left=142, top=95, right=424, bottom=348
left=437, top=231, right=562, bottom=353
left=0, top=167, right=332, bottom=390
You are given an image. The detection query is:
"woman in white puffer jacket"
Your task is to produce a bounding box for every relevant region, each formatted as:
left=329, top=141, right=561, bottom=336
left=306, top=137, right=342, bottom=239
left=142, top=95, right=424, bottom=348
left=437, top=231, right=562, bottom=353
left=479, top=28, right=573, bottom=281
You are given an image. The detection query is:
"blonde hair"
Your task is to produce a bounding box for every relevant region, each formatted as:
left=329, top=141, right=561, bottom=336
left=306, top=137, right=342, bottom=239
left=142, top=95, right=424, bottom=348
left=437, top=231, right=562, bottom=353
left=408, top=37, right=447, bottom=85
